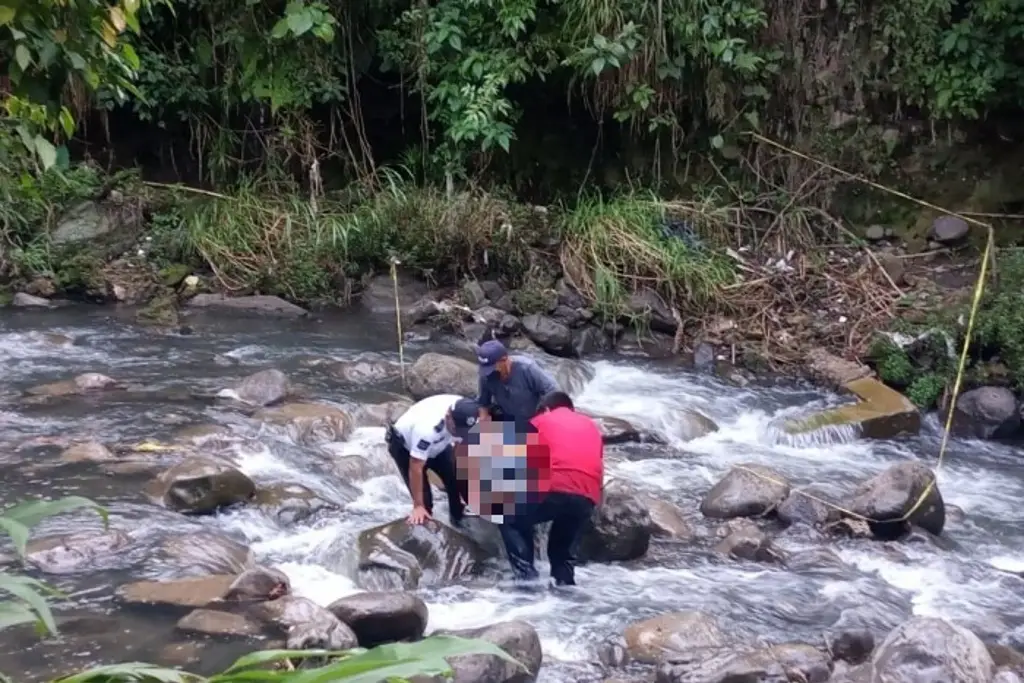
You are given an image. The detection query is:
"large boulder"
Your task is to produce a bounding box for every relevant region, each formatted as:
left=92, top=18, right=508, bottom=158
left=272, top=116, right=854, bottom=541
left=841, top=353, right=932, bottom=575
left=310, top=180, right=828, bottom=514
left=144, top=458, right=256, bottom=514
left=667, top=409, right=719, bottom=442
left=637, top=496, right=694, bottom=541
left=406, top=353, right=478, bottom=401
left=578, top=489, right=652, bottom=563
left=946, top=386, right=1020, bottom=440
left=522, top=314, right=573, bottom=356
left=869, top=616, right=993, bottom=683
left=250, top=595, right=359, bottom=650
left=252, top=402, right=354, bottom=446
left=657, top=643, right=832, bottom=683
left=700, top=464, right=790, bottom=519
left=426, top=620, right=542, bottom=683
left=842, top=460, right=944, bottom=538
left=624, top=611, right=727, bottom=664
left=25, top=529, right=132, bottom=574
left=223, top=369, right=290, bottom=407
left=777, top=486, right=835, bottom=528
left=118, top=575, right=236, bottom=608
left=327, top=591, right=428, bottom=647
left=356, top=519, right=494, bottom=590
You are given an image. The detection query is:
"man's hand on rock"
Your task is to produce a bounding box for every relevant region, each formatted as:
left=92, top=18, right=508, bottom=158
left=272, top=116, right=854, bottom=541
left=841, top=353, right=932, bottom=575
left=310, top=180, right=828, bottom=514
left=408, top=506, right=432, bottom=525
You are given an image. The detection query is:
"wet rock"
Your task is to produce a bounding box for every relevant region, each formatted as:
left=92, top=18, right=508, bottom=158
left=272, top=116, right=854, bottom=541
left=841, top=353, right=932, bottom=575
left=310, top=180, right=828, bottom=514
left=356, top=399, right=414, bottom=427
left=223, top=368, right=290, bottom=407
left=25, top=372, right=121, bottom=397
left=144, top=458, right=256, bottom=514
left=928, top=215, right=970, bottom=244
left=546, top=359, right=594, bottom=396
left=406, top=353, right=478, bottom=400
left=522, top=314, right=573, bottom=356
left=572, top=325, right=609, bottom=356
left=136, top=294, right=180, bottom=330
left=356, top=519, right=492, bottom=590
left=425, top=620, right=542, bottom=683
left=624, top=611, right=727, bottom=664
left=187, top=293, right=308, bottom=317
left=332, top=454, right=393, bottom=483
left=253, top=402, right=353, bottom=445
left=327, top=591, right=428, bottom=647
left=785, top=376, right=921, bottom=440
left=638, top=496, right=694, bottom=541
left=692, top=343, right=715, bottom=372
left=254, top=484, right=342, bottom=525
left=828, top=628, right=875, bottom=665
left=13, top=292, right=53, bottom=308
left=870, top=616, right=992, bottom=682
left=158, top=642, right=205, bottom=667
left=172, top=423, right=232, bottom=444
left=783, top=547, right=849, bottom=574
left=596, top=635, right=631, bottom=668
left=995, top=671, right=1024, bottom=683
left=946, top=386, right=1020, bottom=439
left=657, top=643, right=832, bottom=683
left=843, top=460, right=944, bottom=537
left=25, top=530, right=132, bottom=574
left=578, top=489, right=652, bottom=563
left=462, top=280, right=488, bottom=309
left=988, top=644, right=1024, bottom=676
left=668, top=409, right=719, bottom=442
left=225, top=566, right=291, bottom=601
left=700, top=464, right=790, bottom=519
left=777, top=487, right=834, bottom=528
left=60, top=441, right=117, bottom=463
left=177, top=609, right=264, bottom=638
left=117, top=575, right=236, bottom=608
left=584, top=413, right=649, bottom=445
left=713, top=519, right=781, bottom=563
left=251, top=595, right=358, bottom=650
left=405, top=297, right=441, bottom=325
left=157, top=531, right=254, bottom=577
left=328, top=360, right=403, bottom=385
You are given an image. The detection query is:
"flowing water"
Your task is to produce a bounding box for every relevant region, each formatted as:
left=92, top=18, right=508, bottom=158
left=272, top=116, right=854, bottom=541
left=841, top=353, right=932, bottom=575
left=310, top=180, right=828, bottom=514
left=2, top=306, right=1024, bottom=682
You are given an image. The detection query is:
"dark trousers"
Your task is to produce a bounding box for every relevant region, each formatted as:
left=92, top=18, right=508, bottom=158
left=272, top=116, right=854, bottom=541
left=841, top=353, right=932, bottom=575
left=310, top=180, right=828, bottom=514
left=386, top=427, right=468, bottom=526
left=498, top=491, right=595, bottom=586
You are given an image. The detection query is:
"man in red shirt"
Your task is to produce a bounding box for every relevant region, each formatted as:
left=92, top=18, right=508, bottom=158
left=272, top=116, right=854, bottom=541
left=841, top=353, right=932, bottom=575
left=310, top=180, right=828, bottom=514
left=497, top=391, right=604, bottom=587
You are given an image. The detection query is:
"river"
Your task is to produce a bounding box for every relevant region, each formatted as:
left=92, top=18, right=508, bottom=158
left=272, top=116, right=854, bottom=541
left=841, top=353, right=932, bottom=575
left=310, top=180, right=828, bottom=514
left=2, top=305, right=1024, bottom=682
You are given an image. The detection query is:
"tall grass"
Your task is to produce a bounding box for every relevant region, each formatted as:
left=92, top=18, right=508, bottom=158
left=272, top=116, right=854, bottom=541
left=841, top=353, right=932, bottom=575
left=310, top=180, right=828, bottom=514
left=558, top=193, right=736, bottom=318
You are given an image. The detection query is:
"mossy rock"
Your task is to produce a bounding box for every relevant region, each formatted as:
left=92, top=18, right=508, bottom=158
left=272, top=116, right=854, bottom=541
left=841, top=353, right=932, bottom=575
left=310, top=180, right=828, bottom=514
left=54, top=251, right=105, bottom=296
left=136, top=292, right=180, bottom=329
left=159, top=264, right=192, bottom=287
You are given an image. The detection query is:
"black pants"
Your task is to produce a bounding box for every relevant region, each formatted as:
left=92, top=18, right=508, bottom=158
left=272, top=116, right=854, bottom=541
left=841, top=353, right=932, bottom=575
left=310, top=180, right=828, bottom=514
left=498, top=491, right=595, bottom=586
left=386, top=427, right=467, bottom=526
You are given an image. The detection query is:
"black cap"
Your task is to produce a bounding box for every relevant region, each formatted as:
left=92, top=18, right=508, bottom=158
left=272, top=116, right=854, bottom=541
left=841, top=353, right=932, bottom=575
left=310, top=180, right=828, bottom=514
left=450, top=398, right=481, bottom=442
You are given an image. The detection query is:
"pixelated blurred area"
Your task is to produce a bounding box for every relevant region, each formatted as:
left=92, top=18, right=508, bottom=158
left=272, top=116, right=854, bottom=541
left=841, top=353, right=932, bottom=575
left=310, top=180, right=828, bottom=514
left=462, top=420, right=550, bottom=523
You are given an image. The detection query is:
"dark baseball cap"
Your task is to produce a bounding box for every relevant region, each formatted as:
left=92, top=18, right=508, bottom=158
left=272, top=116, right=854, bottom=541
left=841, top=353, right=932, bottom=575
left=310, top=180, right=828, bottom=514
left=449, top=397, right=481, bottom=442
left=477, top=339, right=508, bottom=377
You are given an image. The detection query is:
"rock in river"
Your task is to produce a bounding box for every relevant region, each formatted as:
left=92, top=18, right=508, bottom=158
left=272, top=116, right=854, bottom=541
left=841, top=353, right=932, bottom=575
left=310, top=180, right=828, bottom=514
left=868, top=616, right=993, bottom=683
left=222, top=368, right=291, bottom=407
left=118, top=575, right=237, bottom=608
left=253, top=402, right=353, bottom=446
left=253, top=483, right=344, bottom=525
left=251, top=595, right=358, bottom=650
left=144, top=458, right=256, bottom=514
left=60, top=441, right=117, bottom=463
left=427, top=620, right=543, bottom=683
left=577, top=489, right=652, bottom=563
left=406, top=353, right=478, bottom=400
left=25, top=372, right=121, bottom=398
left=713, top=519, right=781, bottom=563
left=842, top=460, right=944, bottom=538
left=624, top=610, right=727, bottom=664
left=327, top=591, right=428, bottom=647
left=356, top=519, right=493, bottom=590
left=177, top=609, right=264, bottom=638
left=657, top=643, right=832, bottom=683
left=187, top=293, right=308, bottom=317
left=700, top=464, right=790, bottom=519
left=156, top=531, right=254, bottom=577
left=946, top=386, right=1020, bottom=440
left=25, top=529, right=132, bottom=574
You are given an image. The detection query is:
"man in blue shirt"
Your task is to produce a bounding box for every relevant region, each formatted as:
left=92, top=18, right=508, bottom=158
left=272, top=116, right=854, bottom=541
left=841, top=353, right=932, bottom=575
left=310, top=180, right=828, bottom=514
left=475, top=339, right=560, bottom=427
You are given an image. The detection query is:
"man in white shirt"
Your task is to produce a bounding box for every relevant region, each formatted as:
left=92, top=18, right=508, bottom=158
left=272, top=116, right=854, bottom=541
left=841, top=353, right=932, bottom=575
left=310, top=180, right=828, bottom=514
left=386, top=394, right=481, bottom=527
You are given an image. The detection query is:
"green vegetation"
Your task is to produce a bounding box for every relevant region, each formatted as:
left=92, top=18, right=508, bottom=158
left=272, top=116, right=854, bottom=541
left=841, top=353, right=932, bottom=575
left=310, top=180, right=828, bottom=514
left=1, top=496, right=520, bottom=683
left=867, top=250, right=1024, bottom=410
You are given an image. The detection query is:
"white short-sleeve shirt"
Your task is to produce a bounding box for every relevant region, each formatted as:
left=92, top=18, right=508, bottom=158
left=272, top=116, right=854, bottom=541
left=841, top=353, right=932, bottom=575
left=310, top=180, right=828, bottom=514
left=392, top=394, right=461, bottom=461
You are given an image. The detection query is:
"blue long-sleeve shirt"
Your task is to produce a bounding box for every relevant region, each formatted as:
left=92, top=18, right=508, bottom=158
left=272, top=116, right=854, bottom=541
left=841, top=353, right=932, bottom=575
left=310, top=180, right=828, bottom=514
left=478, top=354, right=559, bottom=424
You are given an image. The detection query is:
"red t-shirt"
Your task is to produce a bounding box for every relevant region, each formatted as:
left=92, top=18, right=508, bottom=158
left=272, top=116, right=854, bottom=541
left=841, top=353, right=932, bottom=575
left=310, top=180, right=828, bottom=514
left=528, top=408, right=604, bottom=505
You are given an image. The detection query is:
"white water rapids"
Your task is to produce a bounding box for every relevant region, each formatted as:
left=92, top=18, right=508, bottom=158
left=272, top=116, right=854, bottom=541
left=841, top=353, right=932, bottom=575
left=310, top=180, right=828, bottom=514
left=3, top=307, right=1024, bottom=681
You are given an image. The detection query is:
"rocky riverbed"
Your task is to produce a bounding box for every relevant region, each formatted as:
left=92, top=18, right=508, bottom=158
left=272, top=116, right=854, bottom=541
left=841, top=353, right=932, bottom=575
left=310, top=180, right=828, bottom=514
left=2, top=304, right=1024, bottom=683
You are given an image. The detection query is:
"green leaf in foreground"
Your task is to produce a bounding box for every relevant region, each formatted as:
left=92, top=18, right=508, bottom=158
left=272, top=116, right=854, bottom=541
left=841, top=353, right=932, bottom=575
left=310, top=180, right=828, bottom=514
left=3, top=497, right=108, bottom=534
left=0, top=574, right=61, bottom=636
left=218, top=649, right=359, bottom=675
left=54, top=662, right=203, bottom=683
left=0, top=601, right=44, bottom=632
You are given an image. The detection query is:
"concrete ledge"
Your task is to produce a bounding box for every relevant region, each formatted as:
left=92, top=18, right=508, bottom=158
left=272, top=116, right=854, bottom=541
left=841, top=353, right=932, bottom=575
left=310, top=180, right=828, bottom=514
left=785, top=377, right=922, bottom=440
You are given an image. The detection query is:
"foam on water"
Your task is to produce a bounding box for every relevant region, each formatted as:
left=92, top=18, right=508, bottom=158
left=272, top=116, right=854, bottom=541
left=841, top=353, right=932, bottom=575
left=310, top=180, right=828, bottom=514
left=5, top=316, right=1024, bottom=681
